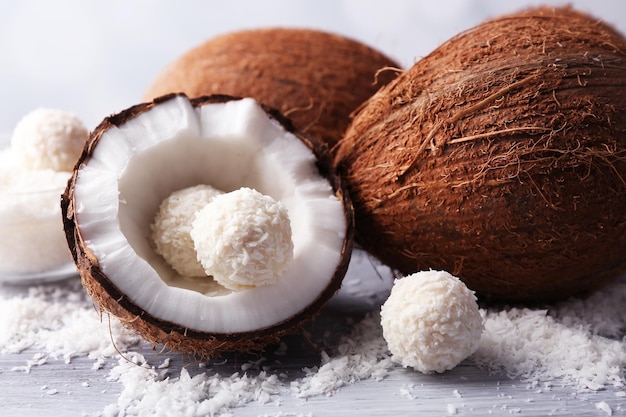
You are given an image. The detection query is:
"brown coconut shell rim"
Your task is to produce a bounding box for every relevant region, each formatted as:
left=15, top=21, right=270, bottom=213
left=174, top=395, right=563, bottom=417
left=61, top=93, right=355, bottom=355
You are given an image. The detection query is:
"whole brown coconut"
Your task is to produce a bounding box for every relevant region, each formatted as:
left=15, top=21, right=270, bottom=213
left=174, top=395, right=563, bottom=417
left=334, top=7, right=626, bottom=303
left=143, top=28, right=400, bottom=148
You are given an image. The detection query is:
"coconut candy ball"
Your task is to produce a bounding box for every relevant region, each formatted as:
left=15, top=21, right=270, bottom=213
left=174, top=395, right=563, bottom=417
left=11, top=108, right=88, bottom=172
left=380, top=270, right=484, bottom=374
left=151, top=184, right=223, bottom=277
left=191, top=187, right=294, bottom=291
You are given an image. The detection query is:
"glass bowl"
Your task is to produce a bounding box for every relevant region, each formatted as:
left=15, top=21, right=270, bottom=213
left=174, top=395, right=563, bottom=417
left=0, top=182, right=78, bottom=285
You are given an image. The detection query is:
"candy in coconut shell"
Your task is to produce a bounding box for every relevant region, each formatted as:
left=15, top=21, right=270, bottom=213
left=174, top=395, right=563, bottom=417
left=334, top=7, right=626, bottom=303
left=143, top=27, right=400, bottom=148
left=62, top=94, right=354, bottom=358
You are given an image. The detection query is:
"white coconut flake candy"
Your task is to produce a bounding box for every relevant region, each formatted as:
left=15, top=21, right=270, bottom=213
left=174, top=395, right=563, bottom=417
left=11, top=108, right=88, bottom=171
left=151, top=184, right=224, bottom=277
left=380, top=270, right=484, bottom=374
left=191, top=187, right=294, bottom=291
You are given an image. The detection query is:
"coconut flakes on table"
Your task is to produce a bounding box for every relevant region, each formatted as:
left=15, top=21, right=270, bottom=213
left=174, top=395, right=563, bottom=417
left=1, top=275, right=625, bottom=416
left=0, top=282, right=140, bottom=366
left=101, top=352, right=285, bottom=417
left=99, top=312, right=392, bottom=417
left=291, top=274, right=626, bottom=399
left=291, top=311, right=394, bottom=398
left=472, top=274, right=626, bottom=390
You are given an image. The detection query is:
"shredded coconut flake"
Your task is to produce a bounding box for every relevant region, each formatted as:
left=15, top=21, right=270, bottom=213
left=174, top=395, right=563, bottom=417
left=595, top=401, right=613, bottom=415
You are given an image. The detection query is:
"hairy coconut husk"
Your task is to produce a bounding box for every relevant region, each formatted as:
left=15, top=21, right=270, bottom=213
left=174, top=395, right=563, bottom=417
left=334, top=6, right=626, bottom=303
left=62, top=94, right=354, bottom=358
left=143, top=28, right=400, bottom=148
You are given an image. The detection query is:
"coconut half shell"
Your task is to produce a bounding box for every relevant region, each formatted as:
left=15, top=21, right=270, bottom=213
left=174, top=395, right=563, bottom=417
left=143, top=28, right=400, bottom=149
left=62, top=94, right=354, bottom=357
left=334, top=7, right=626, bottom=303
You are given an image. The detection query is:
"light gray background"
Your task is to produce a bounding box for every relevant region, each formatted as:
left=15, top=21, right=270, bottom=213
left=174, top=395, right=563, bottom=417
left=1, top=0, right=625, bottom=135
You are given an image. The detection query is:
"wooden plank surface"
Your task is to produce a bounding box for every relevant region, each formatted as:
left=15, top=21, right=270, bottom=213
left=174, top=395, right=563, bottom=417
left=1, top=344, right=624, bottom=416
left=1, top=252, right=625, bottom=416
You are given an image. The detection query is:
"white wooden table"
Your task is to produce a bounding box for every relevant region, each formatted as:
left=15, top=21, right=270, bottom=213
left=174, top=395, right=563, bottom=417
left=1, top=252, right=624, bottom=417
left=2, top=353, right=623, bottom=417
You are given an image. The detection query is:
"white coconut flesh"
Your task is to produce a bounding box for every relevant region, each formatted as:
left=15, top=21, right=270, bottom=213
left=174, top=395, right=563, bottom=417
left=72, top=95, right=347, bottom=334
